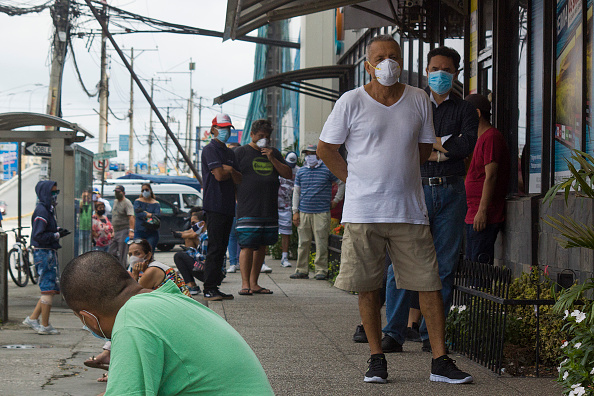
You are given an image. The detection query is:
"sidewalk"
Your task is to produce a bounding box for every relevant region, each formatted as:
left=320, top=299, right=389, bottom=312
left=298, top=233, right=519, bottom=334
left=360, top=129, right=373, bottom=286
left=0, top=250, right=560, bottom=395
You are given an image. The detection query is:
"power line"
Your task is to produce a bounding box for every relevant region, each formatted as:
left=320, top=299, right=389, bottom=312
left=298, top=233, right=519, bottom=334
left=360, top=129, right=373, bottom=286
left=0, top=0, right=52, bottom=16
left=68, top=37, right=98, bottom=97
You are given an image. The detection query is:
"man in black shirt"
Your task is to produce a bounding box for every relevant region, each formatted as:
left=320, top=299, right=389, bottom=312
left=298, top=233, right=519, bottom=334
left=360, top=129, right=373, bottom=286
left=234, top=119, right=291, bottom=295
left=200, top=113, right=242, bottom=301
left=382, top=47, right=479, bottom=355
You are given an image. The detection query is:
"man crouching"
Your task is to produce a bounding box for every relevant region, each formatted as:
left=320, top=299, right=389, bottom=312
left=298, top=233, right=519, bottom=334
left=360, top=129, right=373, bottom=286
left=61, top=251, right=274, bottom=395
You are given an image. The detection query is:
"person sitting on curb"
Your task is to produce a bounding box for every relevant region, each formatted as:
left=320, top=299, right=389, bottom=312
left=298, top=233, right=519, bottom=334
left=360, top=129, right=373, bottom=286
left=62, top=251, right=274, bottom=395
left=173, top=211, right=209, bottom=295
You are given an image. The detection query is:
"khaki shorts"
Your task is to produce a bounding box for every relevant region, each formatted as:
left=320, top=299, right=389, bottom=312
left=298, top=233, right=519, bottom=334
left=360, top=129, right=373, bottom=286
left=334, top=223, right=441, bottom=293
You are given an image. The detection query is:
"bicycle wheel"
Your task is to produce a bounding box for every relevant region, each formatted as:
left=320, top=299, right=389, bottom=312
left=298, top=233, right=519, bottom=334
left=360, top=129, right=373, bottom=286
left=27, top=250, right=38, bottom=285
left=8, top=248, right=29, bottom=287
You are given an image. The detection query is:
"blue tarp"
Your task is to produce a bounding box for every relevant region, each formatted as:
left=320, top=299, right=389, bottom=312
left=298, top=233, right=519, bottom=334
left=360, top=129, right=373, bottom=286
left=118, top=174, right=201, bottom=192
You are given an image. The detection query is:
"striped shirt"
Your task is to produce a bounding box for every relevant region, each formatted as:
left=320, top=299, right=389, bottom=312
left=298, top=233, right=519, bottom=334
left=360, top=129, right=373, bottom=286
left=295, top=163, right=338, bottom=213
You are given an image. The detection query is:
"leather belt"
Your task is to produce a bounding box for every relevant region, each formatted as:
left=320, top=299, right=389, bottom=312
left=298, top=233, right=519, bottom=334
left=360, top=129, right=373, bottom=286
left=421, top=176, right=461, bottom=186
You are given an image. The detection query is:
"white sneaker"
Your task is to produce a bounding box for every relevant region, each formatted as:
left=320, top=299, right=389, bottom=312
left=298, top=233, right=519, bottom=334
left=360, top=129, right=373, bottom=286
left=38, top=324, right=60, bottom=335
left=261, top=264, right=272, bottom=273
left=22, top=316, right=41, bottom=332
left=280, top=258, right=292, bottom=268
left=227, top=265, right=238, bottom=273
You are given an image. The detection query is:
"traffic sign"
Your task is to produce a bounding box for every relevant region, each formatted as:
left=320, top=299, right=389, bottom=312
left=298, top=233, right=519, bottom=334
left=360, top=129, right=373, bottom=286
left=25, top=142, right=51, bottom=157
left=119, top=135, right=129, bottom=151
left=93, top=150, right=118, bottom=161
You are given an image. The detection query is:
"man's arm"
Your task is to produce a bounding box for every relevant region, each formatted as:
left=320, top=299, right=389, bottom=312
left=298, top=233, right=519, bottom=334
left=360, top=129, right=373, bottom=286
left=317, top=141, right=347, bottom=182
left=443, top=104, right=479, bottom=161
left=331, top=180, right=345, bottom=209
left=419, top=143, right=433, bottom=165
left=473, top=162, right=498, bottom=232
left=128, top=215, right=135, bottom=236
left=222, top=164, right=242, bottom=184
left=292, top=186, right=301, bottom=227
left=262, top=148, right=292, bottom=179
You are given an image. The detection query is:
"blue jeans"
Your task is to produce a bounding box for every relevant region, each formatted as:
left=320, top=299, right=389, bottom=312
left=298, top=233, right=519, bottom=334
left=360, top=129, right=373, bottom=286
left=383, top=177, right=466, bottom=343
left=465, top=223, right=502, bottom=264
left=35, top=249, right=59, bottom=294
left=227, top=217, right=239, bottom=267
left=134, top=230, right=159, bottom=254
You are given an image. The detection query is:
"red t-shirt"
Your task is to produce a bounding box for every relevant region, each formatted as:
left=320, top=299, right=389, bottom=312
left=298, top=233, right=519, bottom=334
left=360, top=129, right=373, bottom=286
left=465, top=127, right=510, bottom=224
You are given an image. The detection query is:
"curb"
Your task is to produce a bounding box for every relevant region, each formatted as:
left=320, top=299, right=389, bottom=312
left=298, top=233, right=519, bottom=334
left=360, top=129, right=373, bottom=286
left=3, top=211, right=33, bottom=221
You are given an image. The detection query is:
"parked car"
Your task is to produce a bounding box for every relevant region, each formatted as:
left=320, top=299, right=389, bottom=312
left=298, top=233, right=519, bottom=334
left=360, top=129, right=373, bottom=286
left=0, top=200, right=6, bottom=215
left=97, top=182, right=202, bottom=251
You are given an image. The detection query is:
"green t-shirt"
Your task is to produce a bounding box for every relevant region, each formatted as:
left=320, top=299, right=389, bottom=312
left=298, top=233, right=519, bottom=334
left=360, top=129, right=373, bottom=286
left=79, top=204, right=92, bottom=231
left=105, top=281, right=274, bottom=396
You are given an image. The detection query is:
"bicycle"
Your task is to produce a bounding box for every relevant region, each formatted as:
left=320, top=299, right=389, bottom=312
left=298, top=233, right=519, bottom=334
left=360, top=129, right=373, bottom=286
left=6, top=227, right=37, bottom=287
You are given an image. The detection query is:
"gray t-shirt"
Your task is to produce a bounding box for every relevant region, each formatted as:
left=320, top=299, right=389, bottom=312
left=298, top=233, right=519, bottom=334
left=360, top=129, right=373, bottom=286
left=112, top=197, right=134, bottom=232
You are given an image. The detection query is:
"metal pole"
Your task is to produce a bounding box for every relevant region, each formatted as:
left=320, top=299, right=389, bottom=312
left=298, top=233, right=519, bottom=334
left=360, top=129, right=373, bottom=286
left=0, top=231, right=7, bottom=323
left=129, top=47, right=134, bottom=172
left=17, top=143, right=22, bottom=239
left=98, top=3, right=108, bottom=155
left=84, top=0, right=202, bottom=184
left=148, top=78, right=154, bottom=175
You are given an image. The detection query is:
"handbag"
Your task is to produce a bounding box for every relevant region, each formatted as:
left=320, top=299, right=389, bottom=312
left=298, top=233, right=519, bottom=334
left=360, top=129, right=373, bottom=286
left=144, top=215, right=161, bottom=230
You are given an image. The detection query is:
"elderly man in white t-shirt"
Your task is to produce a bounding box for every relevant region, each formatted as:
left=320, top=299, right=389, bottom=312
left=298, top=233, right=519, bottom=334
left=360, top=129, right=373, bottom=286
left=317, top=35, right=473, bottom=385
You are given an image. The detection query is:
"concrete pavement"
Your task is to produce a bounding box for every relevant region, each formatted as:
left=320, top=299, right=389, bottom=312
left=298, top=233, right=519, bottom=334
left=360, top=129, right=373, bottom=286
left=0, top=249, right=560, bottom=395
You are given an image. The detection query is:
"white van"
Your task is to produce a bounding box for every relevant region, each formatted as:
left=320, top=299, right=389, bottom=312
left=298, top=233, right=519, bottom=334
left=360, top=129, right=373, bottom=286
left=97, top=180, right=202, bottom=212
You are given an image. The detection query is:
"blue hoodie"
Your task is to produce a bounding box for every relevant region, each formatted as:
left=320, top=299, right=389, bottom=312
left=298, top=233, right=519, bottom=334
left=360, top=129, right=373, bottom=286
left=31, top=180, right=60, bottom=249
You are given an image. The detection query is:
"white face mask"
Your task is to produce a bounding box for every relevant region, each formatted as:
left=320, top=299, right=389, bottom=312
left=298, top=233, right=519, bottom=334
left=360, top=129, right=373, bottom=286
left=305, top=154, right=319, bottom=167
left=142, top=191, right=151, bottom=199
left=256, top=138, right=268, bottom=148
left=128, top=255, right=143, bottom=267
left=369, top=59, right=401, bottom=86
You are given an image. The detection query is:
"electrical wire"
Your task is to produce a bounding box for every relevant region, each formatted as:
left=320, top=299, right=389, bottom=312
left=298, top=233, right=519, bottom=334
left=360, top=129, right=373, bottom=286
left=0, top=0, right=52, bottom=16
left=108, top=106, right=126, bottom=120
left=68, top=37, right=98, bottom=97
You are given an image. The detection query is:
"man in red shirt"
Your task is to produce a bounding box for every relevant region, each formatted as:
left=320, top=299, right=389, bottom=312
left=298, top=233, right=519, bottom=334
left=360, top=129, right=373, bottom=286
left=463, top=94, right=510, bottom=264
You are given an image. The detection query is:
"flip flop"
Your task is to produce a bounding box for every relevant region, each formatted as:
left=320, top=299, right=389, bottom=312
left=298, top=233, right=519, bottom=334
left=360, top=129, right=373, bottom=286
left=84, top=356, right=109, bottom=370
left=97, top=373, right=108, bottom=383
left=238, top=288, right=253, bottom=295
left=252, top=288, right=273, bottom=294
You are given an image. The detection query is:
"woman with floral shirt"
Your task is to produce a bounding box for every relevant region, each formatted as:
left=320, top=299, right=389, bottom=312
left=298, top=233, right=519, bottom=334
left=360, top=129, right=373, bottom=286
left=92, top=201, right=114, bottom=251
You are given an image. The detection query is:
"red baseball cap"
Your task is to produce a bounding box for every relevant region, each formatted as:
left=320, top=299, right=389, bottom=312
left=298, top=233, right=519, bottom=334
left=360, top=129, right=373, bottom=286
left=212, top=113, right=234, bottom=128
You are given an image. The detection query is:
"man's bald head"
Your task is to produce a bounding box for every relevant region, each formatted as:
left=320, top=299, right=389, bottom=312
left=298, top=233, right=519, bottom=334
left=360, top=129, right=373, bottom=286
left=366, top=34, right=402, bottom=62
left=61, top=251, right=134, bottom=315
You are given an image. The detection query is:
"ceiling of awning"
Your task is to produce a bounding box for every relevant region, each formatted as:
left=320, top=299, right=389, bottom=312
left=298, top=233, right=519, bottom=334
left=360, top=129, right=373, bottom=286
left=213, top=65, right=354, bottom=105
left=0, top=112, right=94, bottom=140
left=224, top=0, right=467, bottom=41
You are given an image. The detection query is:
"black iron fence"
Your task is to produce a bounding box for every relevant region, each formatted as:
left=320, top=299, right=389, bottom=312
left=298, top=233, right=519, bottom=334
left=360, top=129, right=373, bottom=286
left=450, top=260, right=555, bottom=375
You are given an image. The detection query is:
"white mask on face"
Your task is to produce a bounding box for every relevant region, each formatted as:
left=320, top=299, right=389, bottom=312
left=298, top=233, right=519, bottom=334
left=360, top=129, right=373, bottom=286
left=128, top=255, right=143, bottom=268
left=368, top=59, right=402, bottom=86
left=256, top=138, right=268, bottom=148
left=305, top=154, right=319, bottom=167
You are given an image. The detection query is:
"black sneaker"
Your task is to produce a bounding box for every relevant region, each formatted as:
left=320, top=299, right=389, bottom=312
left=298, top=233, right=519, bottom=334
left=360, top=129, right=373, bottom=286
left=422, top=338, right=432, bottom=352
left=430, top=355, right=473, bottom=384
left=381, top=334, right=403, bottom=353
left=203, top=289, right=223, bottom=301
left=405, top=322, right=422, bottom=342
left=353, top=324, right=368, bottom=343
left=364, top=353, right=388, bottom=383
left=289, top=272, right=309, bottom=279
left=218, top=290, right=234, bottom=300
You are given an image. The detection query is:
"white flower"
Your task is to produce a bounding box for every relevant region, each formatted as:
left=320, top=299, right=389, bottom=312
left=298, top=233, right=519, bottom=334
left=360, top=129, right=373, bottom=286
left=574, top=342, right=582, bottom=349
left=570, top=310, right=586, bottom=323
left=450, top=305, right=457, bottom=312
left=569, top=385, right=586, bottom=396
left=459, top=305, right=467, bottom=313
left=562, top=341, right=569, bottom=348
left=563, top=371, right=569, bottom=380
left=564, top=310, right=570, bottom=319
left=590, top=367, right=594, bottom=375
left=561, top=358, right=569, bottom=366
left=570, top=310, right=581, bottom=318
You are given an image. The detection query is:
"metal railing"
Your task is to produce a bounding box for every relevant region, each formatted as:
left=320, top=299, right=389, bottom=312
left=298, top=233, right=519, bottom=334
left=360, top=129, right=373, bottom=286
left=450, top=260, right=555, bottom=375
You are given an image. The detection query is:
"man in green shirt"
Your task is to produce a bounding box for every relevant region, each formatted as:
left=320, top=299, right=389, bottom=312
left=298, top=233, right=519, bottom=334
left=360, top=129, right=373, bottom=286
left=61, top=251, right=274, bottom=396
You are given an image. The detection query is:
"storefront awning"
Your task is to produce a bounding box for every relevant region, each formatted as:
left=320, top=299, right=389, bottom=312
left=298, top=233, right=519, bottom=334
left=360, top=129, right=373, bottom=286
left=224, top=0, right=466, bottom=41
left=213, top=65, right=354, bottom=105
left=0, top=112, right=94, bottom=143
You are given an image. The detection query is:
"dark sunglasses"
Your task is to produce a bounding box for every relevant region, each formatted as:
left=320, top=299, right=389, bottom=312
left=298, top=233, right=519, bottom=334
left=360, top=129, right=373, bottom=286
left=141, top=189, right=150, bottom=192
left=127, top=238, right=144, bottom=245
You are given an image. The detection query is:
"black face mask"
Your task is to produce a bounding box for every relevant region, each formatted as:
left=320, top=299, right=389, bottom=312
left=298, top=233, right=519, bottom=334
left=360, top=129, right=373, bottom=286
left=96, top=210, right=106, bottom=216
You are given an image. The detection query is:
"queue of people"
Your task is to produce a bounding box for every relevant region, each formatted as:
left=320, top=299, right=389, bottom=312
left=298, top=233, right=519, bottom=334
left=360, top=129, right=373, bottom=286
left=18, top=37, right=514, bottom=393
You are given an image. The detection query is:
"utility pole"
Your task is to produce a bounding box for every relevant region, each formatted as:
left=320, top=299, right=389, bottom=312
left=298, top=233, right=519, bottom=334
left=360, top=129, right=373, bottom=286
left=195, top=96, right=203, bottom=171
left=185, top=60, right=195, bottom=171
left=165, top=107, right=170, bottom=174
left=97, top=3, right=109, bottom=156
left=148, top=78, right=154, bottom=174
left=128, top=47, right=134, bottom=173
left=46, top=0, right=71, bottom=117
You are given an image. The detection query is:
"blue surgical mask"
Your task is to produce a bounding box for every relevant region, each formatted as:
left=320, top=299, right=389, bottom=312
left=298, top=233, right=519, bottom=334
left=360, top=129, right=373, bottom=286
left=81, top=310, right=110, bottom=341
left=216, top=127, right=231, bottom=143
left=428, top=70, right=454, bottom=95
left=142, top=191, right=151, bottom=199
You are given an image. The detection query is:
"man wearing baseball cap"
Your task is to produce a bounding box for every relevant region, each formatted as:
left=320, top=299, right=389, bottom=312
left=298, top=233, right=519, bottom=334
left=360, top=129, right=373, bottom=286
left=108, top=185, right=135, bottom=267
left=200, top=114, right=242, bottom=301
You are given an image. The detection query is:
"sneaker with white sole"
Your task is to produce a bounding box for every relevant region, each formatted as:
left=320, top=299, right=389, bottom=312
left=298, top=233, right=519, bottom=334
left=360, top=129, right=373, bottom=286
left=364, top=353, right=388, bottom=383
left=22, top=316, right=41, bottom=332
left=227, top=265, right=238, bottom=273
left=261, top=264, right=272, bottom=273
left=280, top=258, right=292, bottom=267
left=38, top=324, right=60, bottom=335
left=430, top=355, right=473, bottom=384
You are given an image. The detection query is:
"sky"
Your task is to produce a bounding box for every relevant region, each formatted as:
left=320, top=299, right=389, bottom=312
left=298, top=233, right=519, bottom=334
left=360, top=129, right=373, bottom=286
left=0, top=0, right=293, bottom=169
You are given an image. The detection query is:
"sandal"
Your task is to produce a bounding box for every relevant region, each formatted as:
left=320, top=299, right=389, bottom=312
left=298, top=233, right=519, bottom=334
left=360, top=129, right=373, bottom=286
left=252, top=288, right=273, bottom=294
left=97, top=373, right=108, bottom=383
left=238, top=288, right=253, bottom=295
left=84, top=356, right=109, bottom=370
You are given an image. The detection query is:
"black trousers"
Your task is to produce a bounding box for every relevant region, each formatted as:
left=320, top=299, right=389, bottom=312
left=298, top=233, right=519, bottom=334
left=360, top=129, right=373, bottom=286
left=204, top=211, right=234, bottom=291
left=174, top=251, right=201, bottom=283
